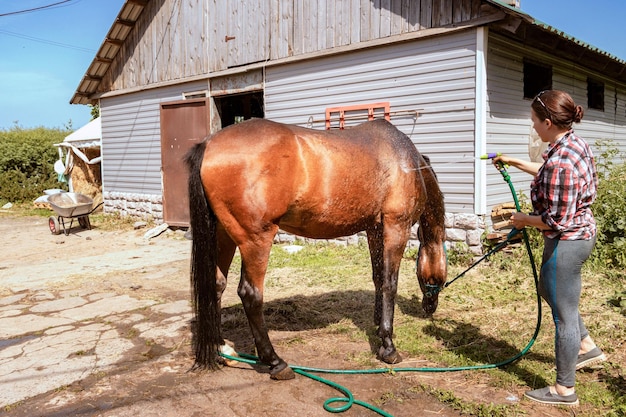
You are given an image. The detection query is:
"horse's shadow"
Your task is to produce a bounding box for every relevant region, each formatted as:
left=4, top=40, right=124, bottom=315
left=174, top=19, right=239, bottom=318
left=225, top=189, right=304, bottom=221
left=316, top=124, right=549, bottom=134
left=220, top=289, right=389, bottom=355
left=217, top=289, right=552, bottom=387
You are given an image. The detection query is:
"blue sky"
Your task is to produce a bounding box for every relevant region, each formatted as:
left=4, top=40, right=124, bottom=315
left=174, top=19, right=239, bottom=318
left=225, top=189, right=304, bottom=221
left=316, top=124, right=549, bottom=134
left=0, top=0, right=625, bottom=131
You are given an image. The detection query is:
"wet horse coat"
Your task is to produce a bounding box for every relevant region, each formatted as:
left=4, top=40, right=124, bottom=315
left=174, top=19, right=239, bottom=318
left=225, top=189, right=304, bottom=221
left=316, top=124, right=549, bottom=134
left=186, top=118, right=446, bottom=379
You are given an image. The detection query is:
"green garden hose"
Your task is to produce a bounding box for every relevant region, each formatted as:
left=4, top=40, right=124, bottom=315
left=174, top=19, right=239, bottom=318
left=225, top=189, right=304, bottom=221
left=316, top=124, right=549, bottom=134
left=220, top=159, right=542, bottom=416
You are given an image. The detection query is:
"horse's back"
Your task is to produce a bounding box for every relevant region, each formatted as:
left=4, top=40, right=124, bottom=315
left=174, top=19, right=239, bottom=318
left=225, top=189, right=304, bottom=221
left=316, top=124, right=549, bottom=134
left=198, top=118, right=426, bottom=238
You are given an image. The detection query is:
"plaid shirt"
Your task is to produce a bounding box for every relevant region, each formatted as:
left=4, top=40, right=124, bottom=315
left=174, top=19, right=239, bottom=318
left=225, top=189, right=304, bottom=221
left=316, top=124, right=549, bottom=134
left=530, top=130, right=597, bottom=240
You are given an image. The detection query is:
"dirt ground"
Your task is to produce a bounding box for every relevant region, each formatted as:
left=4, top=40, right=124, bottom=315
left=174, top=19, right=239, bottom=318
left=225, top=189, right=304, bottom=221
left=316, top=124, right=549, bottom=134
left=0, top=214, right=582, bottom=417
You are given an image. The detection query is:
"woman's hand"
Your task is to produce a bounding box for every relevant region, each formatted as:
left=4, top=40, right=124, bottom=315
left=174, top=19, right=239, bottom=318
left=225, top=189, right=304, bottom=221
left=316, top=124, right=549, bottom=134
left=510, top=212, right=528, bottom=229
left=492, top=154, right=509, bottom=168
left=489, top=155, right=542, bottom=176
left=510, top=212, right=552, bottom=231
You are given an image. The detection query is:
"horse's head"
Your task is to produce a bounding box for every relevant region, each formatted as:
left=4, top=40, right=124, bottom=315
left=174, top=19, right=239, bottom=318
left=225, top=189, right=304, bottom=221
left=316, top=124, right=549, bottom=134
left=416, top=241, right=447, bottom=316
left=414, top=152, right=447, bottom=315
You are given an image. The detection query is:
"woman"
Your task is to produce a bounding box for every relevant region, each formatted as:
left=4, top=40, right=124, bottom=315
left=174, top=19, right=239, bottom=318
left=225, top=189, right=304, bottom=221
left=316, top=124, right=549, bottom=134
left=494, top=90, right=606, bottom=407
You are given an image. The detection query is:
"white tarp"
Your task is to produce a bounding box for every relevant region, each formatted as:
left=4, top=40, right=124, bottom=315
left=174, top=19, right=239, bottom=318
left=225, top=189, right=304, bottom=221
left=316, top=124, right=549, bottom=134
left=54, top=117, right=102, bottom=168
left=63, top=116, right=101, bottom=148
left=53, top=117, right=102, bottom=191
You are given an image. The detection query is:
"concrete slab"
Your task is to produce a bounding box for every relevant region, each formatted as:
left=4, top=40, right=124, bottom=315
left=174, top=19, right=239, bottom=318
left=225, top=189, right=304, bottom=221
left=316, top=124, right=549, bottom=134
left=0, top=321, right=135, bottom=407
left=30, top=296, right=88, bottom=313
left=54, top=295, right=157, bottom=321
left=0, top=314, right=73, bottom=338
left=0, top=290, right=192, bottom=408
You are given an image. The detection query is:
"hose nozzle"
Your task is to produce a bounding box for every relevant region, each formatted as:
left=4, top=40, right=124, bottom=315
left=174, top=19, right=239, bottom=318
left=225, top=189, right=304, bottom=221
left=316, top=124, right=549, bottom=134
left=480, top=152, right=502, bottom=160
left=481, top=152, right=509, bottom=169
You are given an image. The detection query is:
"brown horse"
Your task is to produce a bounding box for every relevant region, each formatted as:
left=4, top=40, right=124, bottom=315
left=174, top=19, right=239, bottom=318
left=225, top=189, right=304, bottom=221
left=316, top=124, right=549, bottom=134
left=185, top=118, right=447, bottom=380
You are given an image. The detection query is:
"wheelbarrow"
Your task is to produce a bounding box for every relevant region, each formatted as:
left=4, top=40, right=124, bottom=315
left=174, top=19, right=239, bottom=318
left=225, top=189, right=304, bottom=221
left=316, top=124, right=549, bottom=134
left=47, top=192, right=104, bottom=235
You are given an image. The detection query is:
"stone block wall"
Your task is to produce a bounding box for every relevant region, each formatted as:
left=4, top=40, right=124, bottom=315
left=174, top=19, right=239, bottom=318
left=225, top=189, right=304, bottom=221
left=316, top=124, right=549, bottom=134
left=102, top=191, right=486, bottom=254
left=277, top=213, right=486, bottom=255
left=103, top=192, right=163, bottom=221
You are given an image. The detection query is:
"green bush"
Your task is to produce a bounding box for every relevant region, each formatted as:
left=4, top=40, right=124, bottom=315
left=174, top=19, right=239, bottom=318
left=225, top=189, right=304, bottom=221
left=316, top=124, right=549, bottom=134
left=482, top=141, right=626, bottom=271
left=592, top=140, right=626, bottom=269
left=0, top=126, right=69, bottom=203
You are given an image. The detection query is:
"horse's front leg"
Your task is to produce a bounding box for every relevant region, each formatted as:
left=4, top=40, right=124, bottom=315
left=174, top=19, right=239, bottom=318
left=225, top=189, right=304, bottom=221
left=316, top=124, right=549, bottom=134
left=377, top=266, right=402, bottom=364
left=216, top=225, right=237, bottom=307
left=237, top=238, right=295, bottom=380
left=366, top=224, right=384, bottom=325
left=375, top=225, right=410, bottom=365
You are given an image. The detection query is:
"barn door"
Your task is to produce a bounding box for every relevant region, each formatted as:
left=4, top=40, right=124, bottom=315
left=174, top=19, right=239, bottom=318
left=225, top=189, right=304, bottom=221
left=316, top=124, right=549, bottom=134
left=160, top=98, right=210, bottom=227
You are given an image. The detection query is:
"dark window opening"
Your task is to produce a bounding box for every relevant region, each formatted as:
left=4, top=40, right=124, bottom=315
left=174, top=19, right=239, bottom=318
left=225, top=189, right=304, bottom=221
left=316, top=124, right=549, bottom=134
left=587, top=78, right=604, bottom=111
left=214, top=92, right=264, bottom=128
left=523, top=61, right=552, bottom=99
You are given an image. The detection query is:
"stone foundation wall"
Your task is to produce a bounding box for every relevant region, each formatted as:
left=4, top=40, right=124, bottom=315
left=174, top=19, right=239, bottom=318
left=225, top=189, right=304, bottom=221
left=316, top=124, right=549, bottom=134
left=277, top=213, right=486, bottom=255
left=103, top=191, right=486, bottom=254
left=444, top=213, right=486, bottom=255
left=103, top=192, right=163, bottom=221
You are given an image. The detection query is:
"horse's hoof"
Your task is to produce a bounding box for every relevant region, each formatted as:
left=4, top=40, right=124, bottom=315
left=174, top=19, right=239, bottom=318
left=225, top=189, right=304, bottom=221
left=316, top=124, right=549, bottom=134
left=270, top=364, right=296, bottom=380
left=378, top=346, right=402, bottom=364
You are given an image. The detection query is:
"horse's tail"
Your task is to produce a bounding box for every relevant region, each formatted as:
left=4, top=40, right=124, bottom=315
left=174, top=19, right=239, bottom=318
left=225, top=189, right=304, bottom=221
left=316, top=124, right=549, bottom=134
left=185, top=141, right=222, bottom=369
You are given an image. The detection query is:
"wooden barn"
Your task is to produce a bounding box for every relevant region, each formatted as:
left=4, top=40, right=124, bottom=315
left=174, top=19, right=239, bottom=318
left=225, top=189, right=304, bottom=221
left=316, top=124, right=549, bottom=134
left=71, top=0, right=626, bottom=252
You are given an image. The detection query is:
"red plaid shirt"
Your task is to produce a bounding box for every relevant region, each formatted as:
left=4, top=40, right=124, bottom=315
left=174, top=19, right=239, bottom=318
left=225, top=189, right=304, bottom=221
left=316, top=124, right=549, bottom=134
left=530, top=130, right=597, bottom=240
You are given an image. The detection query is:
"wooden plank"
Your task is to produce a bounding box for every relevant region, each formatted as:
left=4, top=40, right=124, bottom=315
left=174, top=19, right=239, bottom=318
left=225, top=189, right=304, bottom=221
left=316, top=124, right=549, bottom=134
left=433, top=0, right=453, bottom=26
left=326, top=0, right=334, bottom=49
left=401, top=0, right=410, bottom=33
left=334, top=0, right=350, bottom=46
left=351, top=0, right=361, bottom=43
left=269, top=0, right=279, bottom=59
left=273, top=0, right=293, bottom=58
left=302, top=0, right=314, bottom=53
left=317, top=0, right=326, bottom=50
left=452, top=0, right=466, bottom=23
left=471, top=0, right=482, bottom=19
left=380, top=0, right=391, bottom=38
left=333, top=1, right=341, bottom=47
left=408, top=0, right=421, bottom=31
left=194, top=0, right=209, bottom=74
left=284, top=0, right=294, bottom=56
left=226, top=0, right=242, bottom=67
left=209, top=0, right=227, bottom=71
left=458, top=0, right=472, bottom=22
left=420, top=0, right=432, bottom=28
left=244, top=0, right=257, bottom=63
left=390, top=0, right=404, bottom=35
left=359, top=0, right=370, bottom=42
left=293, top=0, right=303, bottom=54
left=333, top=0, right=350, bottom=46
left=259, top=0, right=269, bottom=61
left=169, top=0, right=181, bottom=79
left=370, top=0, right=381, bottom=39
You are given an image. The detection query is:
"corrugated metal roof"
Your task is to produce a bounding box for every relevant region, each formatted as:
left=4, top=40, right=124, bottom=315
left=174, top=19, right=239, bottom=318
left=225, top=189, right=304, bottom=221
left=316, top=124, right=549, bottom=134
left=486, top=0, right=626, bottom=65
left=70, top=0, right=147, bottom=105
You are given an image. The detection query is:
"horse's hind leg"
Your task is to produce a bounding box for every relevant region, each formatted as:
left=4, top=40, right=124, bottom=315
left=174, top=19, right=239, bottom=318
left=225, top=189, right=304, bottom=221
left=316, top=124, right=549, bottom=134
left=237, top=233, right=295, bottom=380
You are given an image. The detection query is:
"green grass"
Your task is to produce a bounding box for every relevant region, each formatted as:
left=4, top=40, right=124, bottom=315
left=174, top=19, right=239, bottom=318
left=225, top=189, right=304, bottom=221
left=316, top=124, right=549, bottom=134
left=242, top=241, right=625, bottom=416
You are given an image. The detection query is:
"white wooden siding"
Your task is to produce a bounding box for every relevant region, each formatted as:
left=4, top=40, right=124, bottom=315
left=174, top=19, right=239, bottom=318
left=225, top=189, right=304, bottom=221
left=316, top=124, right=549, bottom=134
left=265, top=30, right=478, bottom=213
left=485, top=32, right=626, bottom=210
left=100, top=80, right=208, bottom=195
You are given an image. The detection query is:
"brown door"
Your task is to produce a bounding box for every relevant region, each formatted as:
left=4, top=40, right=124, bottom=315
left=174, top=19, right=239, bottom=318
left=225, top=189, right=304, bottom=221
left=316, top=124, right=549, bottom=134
left=160, top=98, right=210, bottom=227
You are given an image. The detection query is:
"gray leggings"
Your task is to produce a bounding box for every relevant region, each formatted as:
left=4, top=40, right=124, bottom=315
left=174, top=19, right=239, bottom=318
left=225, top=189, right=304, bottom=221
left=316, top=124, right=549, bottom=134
left=539, top=236, right=596, bottom=387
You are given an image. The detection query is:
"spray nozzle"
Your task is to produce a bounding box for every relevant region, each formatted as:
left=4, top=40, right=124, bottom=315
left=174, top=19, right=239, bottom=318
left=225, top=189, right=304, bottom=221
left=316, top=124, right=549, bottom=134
left=480, top=152, right=508, bottom=170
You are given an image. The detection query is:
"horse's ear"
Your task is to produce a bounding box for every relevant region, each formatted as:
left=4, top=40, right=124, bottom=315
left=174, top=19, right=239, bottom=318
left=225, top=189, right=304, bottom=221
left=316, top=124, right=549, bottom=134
left=421, top=154, right=431, bottom=166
